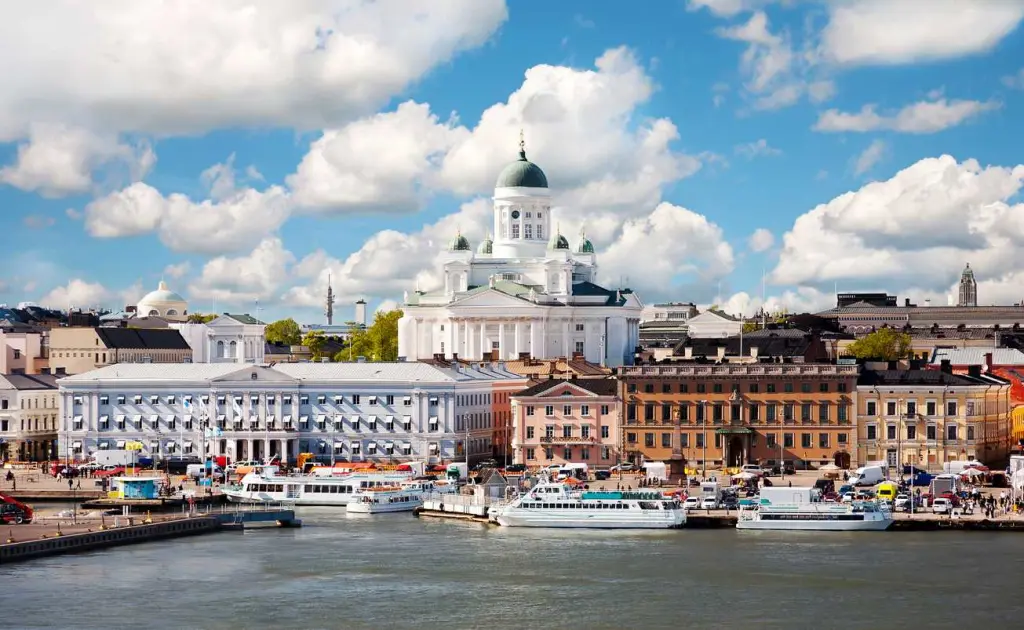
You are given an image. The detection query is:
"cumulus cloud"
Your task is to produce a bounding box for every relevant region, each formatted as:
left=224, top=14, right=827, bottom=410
left=735, top=138, right=781, bottom=158
left=771, top=155, right=1024, bottom=296
left=820, top=0, right=1024, bottom=67
left=0, top=1, right=508, bottom=140
left=719, top=287, right=835, bottom=317
left=0, top=124, right=154, bottom=197
left=853, top=139, right=886, bottom=175
left=747, top=228, right=775, bottom=252
left=687, top=0, right=776, bottom=18
left=39, top=279, right=110, bottom=309
left=190, top=238, right=296, bottom=304
left=163, top=262, right=191, bottom=280
left=814, top=98, right=1001, bottom=134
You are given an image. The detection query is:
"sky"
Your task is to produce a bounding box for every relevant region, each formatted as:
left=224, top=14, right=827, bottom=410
left=1, top=0, right=1023, bottom=323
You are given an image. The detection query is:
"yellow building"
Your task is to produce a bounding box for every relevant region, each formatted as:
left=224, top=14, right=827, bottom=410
left=856, top=368, right=1012, bottom=469
left=49, top=327, right=192, bottom=375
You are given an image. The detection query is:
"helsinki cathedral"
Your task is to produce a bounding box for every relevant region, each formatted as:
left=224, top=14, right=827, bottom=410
left=397, top=136, right=643, bottom=367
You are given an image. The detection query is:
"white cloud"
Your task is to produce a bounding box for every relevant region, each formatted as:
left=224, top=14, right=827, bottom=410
left=821, top=0, right=1024, bottom=67
left=771, top=155, right=1024, bottom=296
left=0, top=1, right=508, bottom=140
left=687, top=0, right=776, bottom=18
left=191, top=238, right=295, bottom=304
left=720, top=287, right=834, bottom=317
left=201, top=154, right=240, bottom=201
left=853, top=139, right=886, bottom=175
left=814, top=98, right=1000, bottom=134
left=39, top=279, right=110, bottom=309
left=22, top=215, right=56, bottom=229
left=747, top=228, right=775, bottom=252
left=375, top=299, right=399, bottom=314
left=735, top=138, right=781, bottom=158
left=0, top=124, right=153, bottom=197
left=288, top=101, right=467, bottom=213
left=1003, top=68, right=1024, bottom=90
left=83, top=176, right=291, bottom=255
left=163, top=262, right=191, bottom=279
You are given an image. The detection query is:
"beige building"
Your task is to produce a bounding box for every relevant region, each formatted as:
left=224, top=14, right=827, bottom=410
left=49, top=327, right=192, bottom=375
left=0, top=328, right=48, bottom=374
left=0, top=373, right=59, bottom=461
left=856, top=367, right=1012, bottom=470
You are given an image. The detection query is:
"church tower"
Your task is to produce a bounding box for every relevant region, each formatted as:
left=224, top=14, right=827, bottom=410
left=325, top=273, right=335, bottom=325
left=958, top=263, right=977, bottom=307
left=491, top=131, right=552, bottom=259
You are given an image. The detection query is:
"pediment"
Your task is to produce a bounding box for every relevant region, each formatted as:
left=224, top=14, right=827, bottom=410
left=207, top=316, right=244, bottom=329
left=450, top=288, right=534, bottom=308
left=211, top=365, right=299, bottom=386
left=533, top=382, right=605, bottom=399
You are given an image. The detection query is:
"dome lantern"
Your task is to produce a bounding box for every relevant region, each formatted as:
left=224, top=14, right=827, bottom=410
left=495, top=131, right=549, bottom=189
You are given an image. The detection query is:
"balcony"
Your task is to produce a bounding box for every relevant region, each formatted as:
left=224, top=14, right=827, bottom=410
left=540, top=436, right=598, bottom=445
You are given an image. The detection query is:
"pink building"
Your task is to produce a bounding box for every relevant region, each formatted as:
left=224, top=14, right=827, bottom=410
left=510, top=378, right=621, bottom=468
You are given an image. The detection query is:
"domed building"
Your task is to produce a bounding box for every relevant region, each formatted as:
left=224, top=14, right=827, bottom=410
left=136, top=281, right=189, bottom=322
left=398, top=134, right=643, bottom=367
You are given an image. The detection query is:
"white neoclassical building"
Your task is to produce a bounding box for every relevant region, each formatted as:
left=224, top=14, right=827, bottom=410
left=57, top=362, right=525, bottom=465
left=136, top=280, right=189, bottom=322
left=172, top=314, right=267, bottom=364
left=398, top=140, right=643, bottom=367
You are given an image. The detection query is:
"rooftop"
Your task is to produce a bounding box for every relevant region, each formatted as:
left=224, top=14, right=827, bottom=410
left=931, top=348, right=1024, bottom=366
left=96, top=327, right=190, bottom=350
left=221, top=313, right=266, bottom=325
left=857, top=369, right=1008, bottom=387
left=513, top=377, right=618, bottom=398
left=0, top=373, right=59, bottom=390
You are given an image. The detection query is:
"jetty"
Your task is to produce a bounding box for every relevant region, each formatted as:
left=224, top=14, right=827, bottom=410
left=0, top=504, right=300, bottom=564
left=416, top=493, right=500, bottom=525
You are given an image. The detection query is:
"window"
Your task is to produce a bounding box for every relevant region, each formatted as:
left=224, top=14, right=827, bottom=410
left=575, top=341, right=585, bottom=354
left=886, top=401, right=897, bottom=416
left=748, top=384, right=759, bottom=393
left=748, top=404, right=759, bottom=422
left=386, top=395, right=394, bottom=405
left=838, top=433, right=848, bottom=445
left=766, top=433, right=777, bottom=448
left=526, top=406, right=535, bottom=416
left=333, top=396, right=344, bottom=404
left=526, top=448, right=536, bottom=460
left=887, top=425, right=897, bottom=440
left=429, top=396, right=438, bottom=406
left=644, top=383, right=654, bottom=393
left=926, top=401, right=936, bottom=416
left=575, top=324, right=584, bottom=332
left=300, top=395, right=309, bottom=404
left=801, top=383, right=812, bottom=393
left=866, top=401, right=877, bottom=416
left=818, top=403, right=829, bottom=422
left=766, top=383, right=776, bottom=393
left=428, top=416, right=438, bottom=431
left=838, top=404, right=849, bottom=423
left=818, top=433, right=829, bottom=448
left=662, top=404, right=672, bottom=422
left=316, top=395, right=327, bottom=404
left=402, top=416, right=412, bottom=431
left=766, top=404, right=776, bottom=423
left=580, top=447, right=590, bottom=460
left=524, top=224, right=533, bottom=239
left=117, top=395, right=126, bottom=404
left=696, top=384, right=706, bottom=393
left=166, top=396, right=176, bottom=404
left=906, top=401, right=917, bottom=416
left=907, top=425, right=917, bottom=440
left=679, top=404, right=690, bottom=422
left=627, top=383, right=637, bottom=393
left=404, top=396, right=412, bottom=406
left=352, top=395, right=361, bottom=404
left=818, top=382, right=829, bottom=393
left=511, top=224, right=520, bottom=239
left=967, top=425, right=975, bottom=441
left=783, top=404, right=794, bottom=422
left=645, top=433, right=655, bottom=447
left=947, top=425, right=958, bottom=441
left=645, top=404, right=655, bottom=421
left=801, top=433, right=811, bottom=448
left=627, top=404, right=636, bottom=422
left=562, top=425, right=573, bottom=439
left=695, top=433, right=704, bottom=448
left=712, top=384, right=723, bottom=394
left=679, top=384, right=689, bottom=393
left=730, top=404, right=741, bottom=422
left=98, top=395, right=108, bottom=405
left=581, top=425, right=590, bottom=438
left=927, top=425, right=937, bottom=440
left=784, top=433, right=794, bottom=448
left=150, top=395, right=159, bottom=404
left=661, top=433, right=672, bottom=448
left=784, top=383, right=793, bottom=393
left=712, top=404, right=723, bottom=423
left=680, top=433, right=689, bottom=447
left=545, top=405, right=554, bottom=416
left=369, top=396, right=378, bottom=406
left=600, top=405, right=609, bottom=416
left=581, top=405, right=590, bottom=416
left=946, top=401, right=958, bottom=416
left=801, top=404, right=811, bottom=422
left=695, top=404, right=705, bottom=424
left=563, top=405, right=572, bottom=416
left=134, top=396, right=142, bottom=404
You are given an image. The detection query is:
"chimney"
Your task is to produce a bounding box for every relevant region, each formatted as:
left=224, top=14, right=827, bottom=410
left=750, top=346, right=758, bottom=359
left=940, top=359, right=952, bottom=374
left=905, top=298, right=911, bottom=307
left=452, top=353, right=459, bottom=362
left=984, top=352, right=993, bottom=372
left=717, top=346, right=726, bottom=361
left=684, top=346, right=693, bottom=359
left=968, top=364, right=982, bottom=378
left=354, top=299, right=367, bottom=327
left=887, top=360, right=897, bottom=370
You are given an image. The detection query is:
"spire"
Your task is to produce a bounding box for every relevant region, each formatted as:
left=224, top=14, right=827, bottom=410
left=518, top=128, right=527, bottom=160
left=325, top=272, right=335, bottom=325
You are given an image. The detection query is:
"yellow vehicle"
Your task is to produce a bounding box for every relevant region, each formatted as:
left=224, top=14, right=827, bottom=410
left=876, top=481, right=899, bottom=501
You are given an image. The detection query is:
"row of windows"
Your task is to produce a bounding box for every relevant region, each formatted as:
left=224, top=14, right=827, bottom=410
left=77, top=393, right=441, bottom=407
left=525, top=404, right=610, bottom=417
left=0, top=397, right=58, bottom=410
left=0, top=418, right=56, bottom=433
left=628, top=381, right=850, bottom=394
left=524, top=446, right=614, bottom=460
left=525, top=425, right=611, bottom=440
left=865, top=400, right=962, bottom=417
left=625, top=431, right=850, bottom=449
left=627, top=402, right=850, bottom=423
left=865, top=424, right=975, bottom=441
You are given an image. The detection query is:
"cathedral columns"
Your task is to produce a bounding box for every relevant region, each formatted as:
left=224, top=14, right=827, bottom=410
left=514, top=322, right=522, bottom=358
left=463, top=320, right=470, bottom=359
left=479, top=321, right=487, bottom=360
left=498, top=322, right=506, bottom=360
left=450, top=320, right=458, bottom=359
left=563, top=320, right=570, bottom=358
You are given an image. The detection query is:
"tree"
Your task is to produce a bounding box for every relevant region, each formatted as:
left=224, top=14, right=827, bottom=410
left=742, top=321, right=760, bottom=333
left=846, top=328, right=912, bottom=361
left=335, top=309, right=403, bottom=362
left=187, top=313, right=217, bottom=323
left=302, top=330, right=329, bottom=361
left=265, top=318, right=302, bottom=346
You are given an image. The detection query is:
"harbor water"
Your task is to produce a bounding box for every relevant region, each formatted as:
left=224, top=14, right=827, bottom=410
left=3, top=506, right=1022, bottom=629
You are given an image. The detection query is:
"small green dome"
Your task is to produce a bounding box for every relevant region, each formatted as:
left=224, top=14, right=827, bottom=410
left=548, top=231, right=570, bottom=250
left=576, top=235, right=594, bottom=254
left=477, top=234, right=493, bottom=254
left=448, top=231, right=471, bottom=252
left=496, top=149, right=548, bottom=189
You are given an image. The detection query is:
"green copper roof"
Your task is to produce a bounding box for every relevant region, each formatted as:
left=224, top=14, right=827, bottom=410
left=576, top=235, right=594, bottom=254
left=477, top=234, right=493, bottom=254
left=448, top=232, right=471, bottom=252
left=548, top=231, right=570, bottom=250
left=495, top=149, right=549, bottom=189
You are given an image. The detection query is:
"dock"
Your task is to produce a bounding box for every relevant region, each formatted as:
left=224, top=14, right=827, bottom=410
left=416, top=493, right=500, bottom=525
left=0, top=504, right=300, bottom=564
left=80, top=493, right=227, bottom=511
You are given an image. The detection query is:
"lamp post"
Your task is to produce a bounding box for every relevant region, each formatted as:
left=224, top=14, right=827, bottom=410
left=700, top=400, right=708, bottom=480
left=897, top=397, right=902, bottom=484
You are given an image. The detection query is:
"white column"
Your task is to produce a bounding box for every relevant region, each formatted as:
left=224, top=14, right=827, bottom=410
left=539, top=320, right=547, bottom=358
left=563, top=320, right=570, bottom=358
left=479, top=321, right=487, bottom=360
left=451, top=320, right=459, bottom=358
left=463, top=320, right=470, bottom=359
left=529, top=321, right=538, bottom=359
left=498, top=322, right=505, bottom=360
left=515, top=321, right=522, bottom=358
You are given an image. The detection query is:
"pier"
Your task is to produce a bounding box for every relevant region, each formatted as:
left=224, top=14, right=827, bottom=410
left=416, top=493, right=500, bottom=525
left=0, top=504, right=300, bottom=564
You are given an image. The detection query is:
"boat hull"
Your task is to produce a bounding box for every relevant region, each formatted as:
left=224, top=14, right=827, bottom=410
left=347, top=500, right=423, bottom=514
left=496, top=510, right=685, bottom=529
left=736, top=517, right=892, bottom=531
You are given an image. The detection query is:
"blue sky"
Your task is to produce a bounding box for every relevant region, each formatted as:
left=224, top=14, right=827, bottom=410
left=1, top=0, right=1023, bottom=322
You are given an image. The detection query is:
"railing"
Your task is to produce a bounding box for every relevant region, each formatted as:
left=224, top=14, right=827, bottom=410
left=539, top=436, right=598, bottom=445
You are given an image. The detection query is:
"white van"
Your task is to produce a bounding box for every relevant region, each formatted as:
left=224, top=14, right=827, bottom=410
left=186, top=463, right=224, bottom=481
left=849, top=465, right=885, bottom=487
left=557, top=463, right=589, bottom=480
left=942, top=460, right=974, bottom=475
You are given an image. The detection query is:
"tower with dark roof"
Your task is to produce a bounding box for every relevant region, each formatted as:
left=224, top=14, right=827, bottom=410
left=958, top=263, right=977, bottom=307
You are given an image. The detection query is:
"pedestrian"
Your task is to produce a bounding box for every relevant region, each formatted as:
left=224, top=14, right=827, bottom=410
left=67, top=478, right=73, bottom=491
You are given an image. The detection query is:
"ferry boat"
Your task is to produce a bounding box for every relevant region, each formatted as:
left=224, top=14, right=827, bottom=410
left=737, top=487, right=893, bottom=531
left=222, top=466, right=414, bottom=506
left=489, top=479, right=685, bottom=529
left=347, top=480, right=456, bottom=514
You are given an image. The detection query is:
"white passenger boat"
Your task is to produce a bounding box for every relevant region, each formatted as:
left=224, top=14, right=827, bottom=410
left=489, top=479, right=685, bottom=529
left=737, top=487, right=893, bottom=531
left=222, top=466, right=414, bottom=506
left=347, top=480, right=456, bottom=514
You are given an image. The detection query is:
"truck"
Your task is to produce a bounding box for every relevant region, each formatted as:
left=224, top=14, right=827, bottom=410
left=942, top=460, right=975, bottom=475
left=902, top=465, right=934, bottom=487
left=929, top=473, right=958, bottom=499
left=849, top=465, right=885, bottom=487
left=700, top=482, right=723, bottom=504
left=92, top=449, right=141, bottom=468
left=557, top=463, right=589, bottom=481
left=759, top=486, right=817, bottom=506
left=642, top=462, right=667, bottom=482
left=446, top=462, right=468, bottom=481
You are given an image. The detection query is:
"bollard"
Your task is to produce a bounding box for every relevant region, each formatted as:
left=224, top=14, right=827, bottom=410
left=6, top=528, right=13, bottom=544
left=143, top=511, right=153, bottom=524
left=54, top=524, right=63, bottom=537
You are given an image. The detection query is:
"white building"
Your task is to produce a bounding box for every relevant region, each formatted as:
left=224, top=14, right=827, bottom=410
left=0, top=373, right=59, bottom=461
left=57, top=362, right=525, bottom=465
left=136, top=280, right=189, bottom=322
left=398, top=139, right=643, bottom=367
left=685, top=309, right=743, bottom=338
left=172, top=314, right=266, bottom=364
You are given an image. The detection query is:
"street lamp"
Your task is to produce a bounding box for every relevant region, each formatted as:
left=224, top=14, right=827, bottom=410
left=700, top=400, right=709, bottom=480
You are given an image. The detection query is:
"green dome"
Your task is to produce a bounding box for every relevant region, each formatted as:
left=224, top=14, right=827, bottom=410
left=548, top=232, right=570, bottom=250
left=576, top=235, right=594, bottom=254
left=477, top=234, right=493, bottom=254
left=448, top=231, right=471, bottom=252
left=496, top=149, right=549, bottom=189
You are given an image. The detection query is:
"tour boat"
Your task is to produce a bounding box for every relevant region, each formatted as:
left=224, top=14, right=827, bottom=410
left=489, top=479, right=685, bottom=529
left=222, top=466, right=414, bottom=506
left=737, top=487, right=893, bottom=531
left=347, top=480, right=456, bottom=514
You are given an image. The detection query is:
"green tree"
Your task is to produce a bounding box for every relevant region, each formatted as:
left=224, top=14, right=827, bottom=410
left=742, top=321, right=760, bottom=333
left=265, top=318, right=302, bottom=346
left=187, top=313, right=217, bottom=323
left=302, top=329, right=329, bottom=361
left=335, top=309, right=403, bottom=362
left=846, top=328, right=912, bottom=361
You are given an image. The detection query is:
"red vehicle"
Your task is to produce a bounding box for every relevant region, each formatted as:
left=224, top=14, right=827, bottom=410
left=94, top=466, right=125, bottom=478
left=0, top=493, right=33, bottom=524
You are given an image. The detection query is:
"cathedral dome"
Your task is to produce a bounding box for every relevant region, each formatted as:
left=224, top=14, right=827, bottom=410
left=448, top=231, right=472, bottom=252
left=576, top=232, right=594, bottom=254
left=495, top=141, right=548, bottom=189
left=137, top=280, right=188, bottom=320
left=548, top=231, right=570, bottom=250
left=477, top=233, right=494, bottom=254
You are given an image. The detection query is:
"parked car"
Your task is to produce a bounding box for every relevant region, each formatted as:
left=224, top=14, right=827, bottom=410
left=932, top=498, right=952, bottom=514
left=503, top=463, right=527, bottom=474
left=782, top=463, right=796, bottom=476
left=721, top=496, right=740, bottom=510
left=683, top=496, right=701, bottom=510
left=840, top=492, right=855, bottom=504
left=593, top=470, right=611, bottom=481
left=741, top=464, right=763, bottom=477
left=761, top=465, right=776, bottom=477
left=610, top=463, right=636, bottom=472
left=701, top=497, right=718, bottom=510
left=894, top=494, right=911, bottom=511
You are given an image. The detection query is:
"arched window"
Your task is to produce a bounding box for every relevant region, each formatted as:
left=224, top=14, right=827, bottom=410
left=148, top=310, right=159, bottom=316
left=166, top=309, right=178, bottom=316
left=230, top=340, right=238, bottom=358
left=217, top=341, right=225, bottom=358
